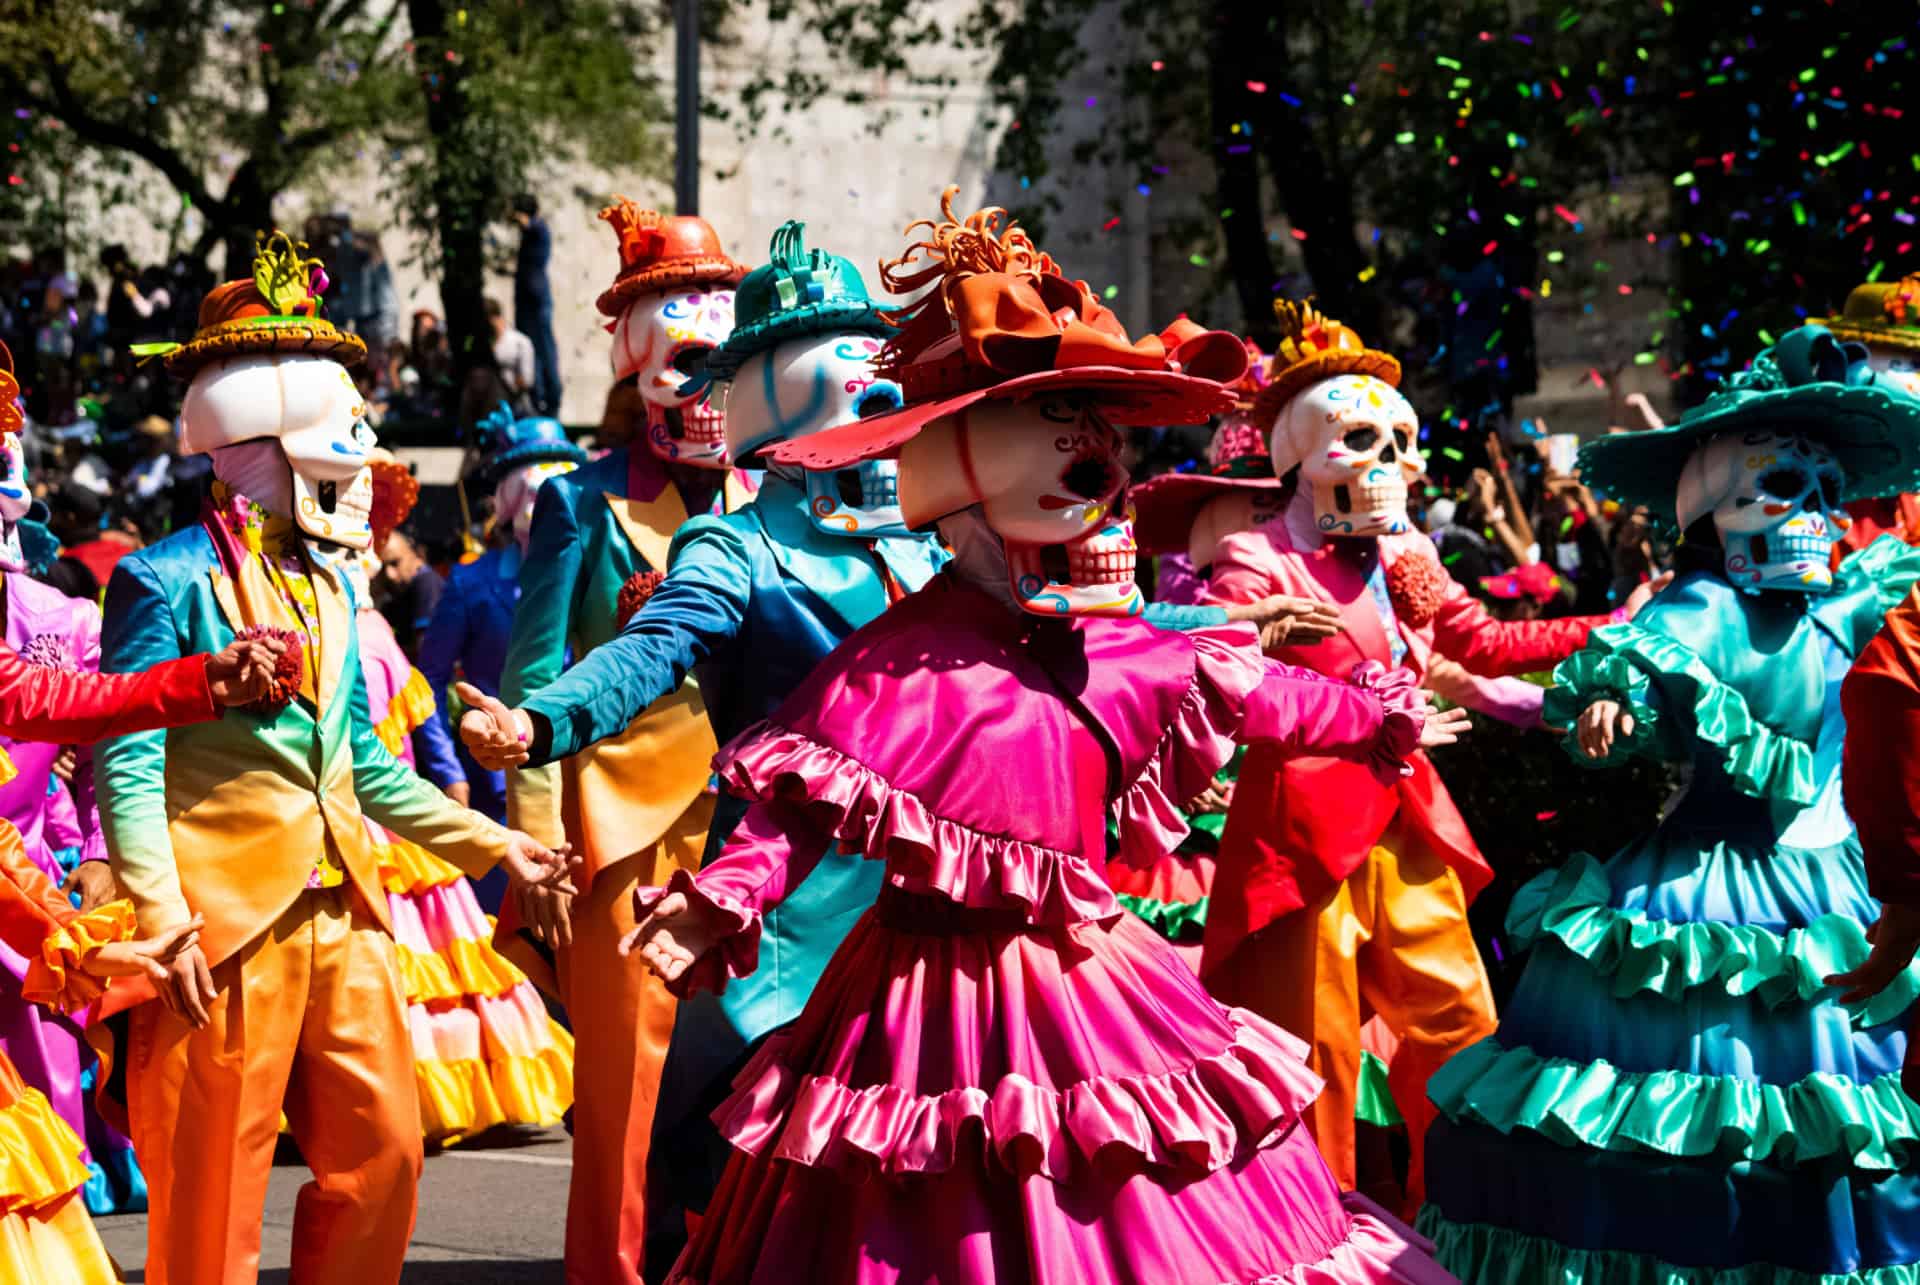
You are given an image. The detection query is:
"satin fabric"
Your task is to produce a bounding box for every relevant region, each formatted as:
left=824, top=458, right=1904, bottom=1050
left=418, top=543, right=523, bottom=820
left=1425, top=540, right=1920, bottom=1282
left=1206, top=831, right=1495, bottom=1207
left=129, top=887, right=422, bottom=1285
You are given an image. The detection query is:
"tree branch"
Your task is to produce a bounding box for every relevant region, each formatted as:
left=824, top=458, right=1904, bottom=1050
left=6, top=66, right=222, bottom=218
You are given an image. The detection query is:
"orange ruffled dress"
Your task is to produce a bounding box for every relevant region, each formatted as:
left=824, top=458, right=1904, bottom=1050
left=356, top=606, right=573, bottom=1142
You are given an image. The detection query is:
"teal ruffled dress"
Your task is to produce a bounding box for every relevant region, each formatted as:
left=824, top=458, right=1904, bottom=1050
left=1420, top=537, right=1920, bottom=1284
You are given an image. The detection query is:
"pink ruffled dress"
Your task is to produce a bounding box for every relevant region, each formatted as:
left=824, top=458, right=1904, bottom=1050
left=652, top=576, right=1453, bottom=1285
left=355, top=606, right=575, bottom=1143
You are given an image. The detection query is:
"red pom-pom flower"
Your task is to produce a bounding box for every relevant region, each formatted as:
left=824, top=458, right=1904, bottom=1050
left=234, top=624, right=305, bottom=715
left=1384, top=552, right=1448, bottom=629
left=615, top=570, right=667, bottom=630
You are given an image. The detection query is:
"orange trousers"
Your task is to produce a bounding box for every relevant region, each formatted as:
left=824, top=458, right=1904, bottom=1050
left=1207, top=831, right=1495, bottom=1211
left=557, top=795, right=712, bottom=1285
left=127, top=887, right=422, bottom=1285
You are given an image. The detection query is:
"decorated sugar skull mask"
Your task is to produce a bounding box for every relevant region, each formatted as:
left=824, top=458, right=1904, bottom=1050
left=725, top=333, right=907, bottom=537
left=181, top=354, right=378, bottom=548
left=611, top=288, right=737, bottom=468
left=1678, top=430, right=1847, bottom=594
left=1861, top=342, right=1920, bottom=400
left=496, top=459, right=579, bottom=553
left=0, top=429, right=31, bottom=574
left=900, top=395, right=1142, bottom=617
left=1274, top=374, right=1423, bottom=538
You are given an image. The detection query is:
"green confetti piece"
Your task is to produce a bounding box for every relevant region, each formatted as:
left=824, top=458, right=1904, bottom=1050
left=1103, top=284, right=1119, bottom=299
left=1188, top=253, right=1209, bottom=267
left=1435, top=55, right=1462, bottom=69
left=1869, top=262, right=1887, bottom=283
left=1672, top=171, right=1695, bottom=187
left=1396, top=130, right=1416, bottom=144
left=1792, top=201, right=1807, bottom=225
left=1758, top=328, right=1777, bottom=346
left=1633, top=351, right=1657, bottom=365
left=1504, top=213, right=1522, bottom=226
left=1442, top=447, right=1465, bottom=461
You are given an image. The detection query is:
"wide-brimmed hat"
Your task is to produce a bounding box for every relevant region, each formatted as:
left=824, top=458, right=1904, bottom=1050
left=707, top=221, right=888, bottom=387
left=1250, top=299, right=1400, bottom=428
left=1131, top=396, right=1282, bottom=556
left=594, top=198, right=748, bottom=317
left=153, top=232, right=366, bottom=378
left=1823, top=274, right=1920, bottom=354
left=1579, top=324, right=1920, bottom=522
left=475, top=401, right=588, bottom=490
left=764, top=187, right=1245, bottom=473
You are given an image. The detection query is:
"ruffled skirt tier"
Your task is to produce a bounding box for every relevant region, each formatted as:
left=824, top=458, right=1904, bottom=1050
left=0, top=1051, right=116, bottom=1283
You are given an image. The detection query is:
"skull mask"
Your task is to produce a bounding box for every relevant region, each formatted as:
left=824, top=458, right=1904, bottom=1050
left=0, top=430, right=32, bottom=573
left=1678, top=430, right=1847, bottom=594
left=1861, top=342, right=1920, bottom=401
left=496, top=459, right=580, bottom=553
left=724, top=332, right=908, bottom=537
left=610, top=287, right=737, bottom=468
left=899, top=395, right=1143, bottom=617
left=1272, top=374, right=1423, bottom=538
left=180, top=355, right=378, bottom=548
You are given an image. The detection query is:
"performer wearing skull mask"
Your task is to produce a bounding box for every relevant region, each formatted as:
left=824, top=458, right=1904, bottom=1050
left=1420, top=326, right=1920, bottom=1284
left=1824, top=273, right=1920, bottom=555
left=95, top=233, right=577, bottom=1285
left=492, top=200, right=754, bottom=1284
left=1198, top=300, right=1658, bottom=1211
left=463, top=221, right=946, bottom=1276
left=603, top=189, right=1468, bottom=1285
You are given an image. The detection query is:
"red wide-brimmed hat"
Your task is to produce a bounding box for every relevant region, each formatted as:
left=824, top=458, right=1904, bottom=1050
left=765, top=187, right=1246, bottom=473
left=595, top=198, right=749, bottom=317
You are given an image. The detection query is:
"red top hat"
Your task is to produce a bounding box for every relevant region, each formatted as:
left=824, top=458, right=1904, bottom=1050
left=595, top=197, right=748, bottom=317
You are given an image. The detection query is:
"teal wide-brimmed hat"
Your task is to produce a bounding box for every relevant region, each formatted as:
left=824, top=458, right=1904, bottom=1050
left=1579, top=324, right=1920, bottom=523
left=705, top=221, right=887, bottom=386
left=475, top=401, right=588, bottom=491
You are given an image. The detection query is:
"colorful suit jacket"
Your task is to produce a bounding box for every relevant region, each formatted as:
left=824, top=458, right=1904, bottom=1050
left=97, top=522, right=511, bottom=968
left=501, top=446, right=752, bottom=886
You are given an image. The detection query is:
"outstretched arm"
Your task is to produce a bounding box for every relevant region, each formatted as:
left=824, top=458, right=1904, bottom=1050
left=1240, top=659, right=1462, bottom=783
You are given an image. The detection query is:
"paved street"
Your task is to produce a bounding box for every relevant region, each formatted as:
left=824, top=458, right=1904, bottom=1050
left=96, top=1126, right=571, bottom=1283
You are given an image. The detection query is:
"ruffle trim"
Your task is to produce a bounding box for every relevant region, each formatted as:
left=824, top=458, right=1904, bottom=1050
left=396, top=937, right=529, bottom=1005
left=373, top=668, right=441, bottom=757
left=1350, top=661, right=1428, bottom=786
left=0, top=1084, right=90, bottom=1216
left=22, top=900, right=136, bottom=1014
left=377, top=834, right=467, bottom=895
left=1109, top=625, right=1265, bottom=872
left=1545, top=624, right=1816, bottom=804
left=1846, top=531, right=1920, bottom=620
left=710, top=1009, right=1322, bottom=1183
left=1430, top=1038, right=1920, bottom=1172
left=1238, top=1192, right=1450, bottom=1284
left=1418, top=1205, right=1920, bottom=1285
left=416, top=1040, right=575, bottom=1144
left=1117, top=892, right=1210, bottom=941
left=714, top=729, right=1121, bottom=927
left=1508, top=855, right=1920, bottom=1028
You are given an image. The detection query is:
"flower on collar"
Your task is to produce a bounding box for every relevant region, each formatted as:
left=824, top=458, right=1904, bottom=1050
left=1385, top=551, right=1448, bottom=628
left=615, top=570, right=666, bottom=630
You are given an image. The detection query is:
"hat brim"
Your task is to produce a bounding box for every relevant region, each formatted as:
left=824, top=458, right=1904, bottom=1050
left=1250, top=349, right=1401, bottom=425
left=1130, top=471, right=1282, bottom=555
left=763, top=367, right=1238, bottom=472
left=1580, top=382, right=1920, bottom=521
left=484, top=441, right=590, bottom=488
left=165, top=322, right=367, bottom=378
left=708, top=305, right=889, bottom=382
left=1822, top=318, right=1920, bottom=355
left=595, top=259, right=749, bottom=316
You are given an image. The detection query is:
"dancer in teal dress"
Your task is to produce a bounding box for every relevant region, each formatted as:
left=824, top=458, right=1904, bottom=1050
left=1420, top=325, right=1920, bottom=1283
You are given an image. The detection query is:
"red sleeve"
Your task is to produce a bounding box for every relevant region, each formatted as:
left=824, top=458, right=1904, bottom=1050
left=0, top=645, right=217, bottom=745
left=1843, top=588, right=1920, bottom=904
left=1429, top=572, right=1604, bottom=677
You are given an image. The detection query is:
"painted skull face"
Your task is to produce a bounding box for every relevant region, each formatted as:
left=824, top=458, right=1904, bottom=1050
left=724, top=332, right=908, bottom=538
left=1683, top=431, right=1847, bottom=594
left=496, top=459, right=579, bottom=553
left=181, top=355, right=378, bottom=548
left=1863, top=342, right=1920, bottom=400
left=0, top=431, right=31, bottom=573
left=900, top=395, right=1143, bottom=617
left=1276, top=374, right=1423, bottom=538
left=610, top=287, right=737, bottom=468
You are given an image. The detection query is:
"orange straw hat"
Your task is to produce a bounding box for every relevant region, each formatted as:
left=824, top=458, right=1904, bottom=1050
left=153, top=231, right=367, bottom=379
left=594, top=197, right=749, bottom=317
left=1249, top=298, right=1400, bottom=428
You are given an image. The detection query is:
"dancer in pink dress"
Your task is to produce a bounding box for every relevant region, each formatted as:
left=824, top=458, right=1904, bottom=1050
left=618, top=191, right=1467, bottom=1284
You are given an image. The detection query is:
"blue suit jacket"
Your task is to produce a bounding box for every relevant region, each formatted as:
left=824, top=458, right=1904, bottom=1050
left=418, top=545, right=522, bottom=819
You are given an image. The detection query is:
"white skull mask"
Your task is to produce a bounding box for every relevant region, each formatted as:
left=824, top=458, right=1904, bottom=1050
left=610, top=287, right=737, bottom=468
left=1862, top=342, right=1920, bottom=400
left=1678, top=431, right=1846, bottom=594
left=181, top=355, right=377, bottom=548
left=724, top=331, right=907, bottom=538
left=496, top=459, right=579, bottom=554
left=1272, top=374, right=1423, bottom=538
left=0, top=432, right=31, bottom=572
left=899, top=396, right=1142, bottom=617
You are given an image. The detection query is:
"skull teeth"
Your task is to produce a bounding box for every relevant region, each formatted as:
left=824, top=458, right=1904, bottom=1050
left=1066, top=546, right=1137, bottom=585
left=681, top=406, right=727, bottom=444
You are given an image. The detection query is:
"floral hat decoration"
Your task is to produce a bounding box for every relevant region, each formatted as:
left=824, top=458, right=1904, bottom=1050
left=594, top=198, right=749, bottom=318
left=764, top=186, right=1247, bottom=473
left=1823, top=273, right=1920, bottom=354
left=147, top=232, right=366, bottom=378
left=1251, top=298, right=1401, bottom=431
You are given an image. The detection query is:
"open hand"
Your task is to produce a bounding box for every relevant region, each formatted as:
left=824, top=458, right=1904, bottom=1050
left=617, top=888, right=729, bottom=984
left=61, top=861, right=117, bottom=912
left=1185, top=781, right=1234, bottom=816
left=1575, top=699, right=1634, bottom=759
left=1419, top=701, right=1473, bottom=751
left=205, top=635, right=289, bottom=707
left=1224, top=594, right=1342, bottom=650
left=457, top=682, right=533, bottom=770
left=1622, top=571, right=1674, bottom=619
left=89, top=914, right=205, bottom=987
left=156, top=940, right=220, bottom=1029
left=1826, top=903, right=1920, bottom=1006
left=502, top=833, right=580, bottom=949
